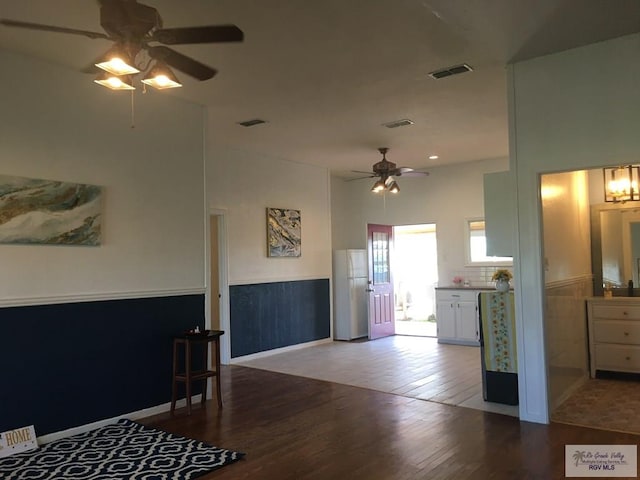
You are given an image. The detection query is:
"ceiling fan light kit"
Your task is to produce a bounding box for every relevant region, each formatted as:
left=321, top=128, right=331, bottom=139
left=386, top=179, right=400, bottom=194
left=141, top=62, right=182, bottom=89
left=94, top=45, right=140, bottom=76
left=371, top=179, right=386, bottom=193
left=93, top=72, right=135, bottom=90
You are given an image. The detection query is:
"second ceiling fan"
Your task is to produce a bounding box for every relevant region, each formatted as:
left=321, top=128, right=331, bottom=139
left=353, top=148, right=429, bottom=193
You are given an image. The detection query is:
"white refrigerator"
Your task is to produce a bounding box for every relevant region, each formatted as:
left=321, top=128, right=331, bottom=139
left=333, top=249, right=368, bottom=340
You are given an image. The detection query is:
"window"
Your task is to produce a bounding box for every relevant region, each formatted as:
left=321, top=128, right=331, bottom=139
left=466, top=219, right=512, bottom=265
left=372, top=231, right=390, bottom=284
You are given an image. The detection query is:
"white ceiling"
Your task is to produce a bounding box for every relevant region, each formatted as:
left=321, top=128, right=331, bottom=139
left=1, top=0, right=639, bottom=177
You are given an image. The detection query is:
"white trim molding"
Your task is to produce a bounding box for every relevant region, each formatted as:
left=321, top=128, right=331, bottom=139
left=545, top=274, right=593, bottom=290
left=0, top=288, right=206, bottom=308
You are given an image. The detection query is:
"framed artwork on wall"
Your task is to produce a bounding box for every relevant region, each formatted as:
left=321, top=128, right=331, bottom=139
left=0, top=174, right=102, bottom=246
left=266, top=207, right=301, bottom=257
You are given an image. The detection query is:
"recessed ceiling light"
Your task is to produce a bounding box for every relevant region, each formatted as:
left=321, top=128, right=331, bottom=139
left=428, top=155, right=439, bottom=160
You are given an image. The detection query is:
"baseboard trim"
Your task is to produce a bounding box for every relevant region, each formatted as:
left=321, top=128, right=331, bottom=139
left=230, top=337, right=333, bottom=363
left=36, top=395, right=201, bottom=444
left=437, top=338, right=480, bottom=347
left=0, top=288, right=206, bottom=308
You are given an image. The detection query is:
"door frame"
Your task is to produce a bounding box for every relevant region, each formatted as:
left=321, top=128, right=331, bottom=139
left=208, top=208, right=231, bottom=364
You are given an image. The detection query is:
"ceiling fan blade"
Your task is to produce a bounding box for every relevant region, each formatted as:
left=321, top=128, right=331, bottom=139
left=396, top=169, right=430, bottom=177
left=151, top=25, right=244, bottom=45
left=148, top=45, right=217, bottom=81
left=346, top=175, right=376, bottom=182
left=347, top=170, right=376, bottom=181
left=0, top=19, right=110, bottom=40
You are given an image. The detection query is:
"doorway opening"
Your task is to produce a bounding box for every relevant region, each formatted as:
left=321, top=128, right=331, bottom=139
left=392, top=224, right=438, bottom=337
left=541, top=169, right=640, bottom=435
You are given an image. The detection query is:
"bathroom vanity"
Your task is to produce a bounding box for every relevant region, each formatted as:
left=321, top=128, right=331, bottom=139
left=587, top=297, right=640, bottom=378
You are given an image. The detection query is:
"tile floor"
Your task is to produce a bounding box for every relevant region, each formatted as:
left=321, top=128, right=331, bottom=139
left=394, top=319, right=437, bottom=336
left=552, top=377, right=640, bottom=435
left=235, top=335, right=519, bottom=417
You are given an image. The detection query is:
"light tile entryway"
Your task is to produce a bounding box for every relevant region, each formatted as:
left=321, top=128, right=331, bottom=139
left=235, top=335, right=518, bottom=417
left=394, top=320, right=437, bottom=336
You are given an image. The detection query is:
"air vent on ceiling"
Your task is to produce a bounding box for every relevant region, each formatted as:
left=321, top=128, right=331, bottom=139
left=428, top=63, right=473, bottom=80
left=237, top=118, right=267, bottom=127
left=382, top=118, right=414, bottom=129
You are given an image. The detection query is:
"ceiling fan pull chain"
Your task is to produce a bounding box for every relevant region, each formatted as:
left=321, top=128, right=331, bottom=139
left=130, top=90, right=136, bottom=129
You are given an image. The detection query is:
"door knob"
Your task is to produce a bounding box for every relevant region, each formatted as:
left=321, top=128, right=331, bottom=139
left=366, top=288, right=374, bottom=292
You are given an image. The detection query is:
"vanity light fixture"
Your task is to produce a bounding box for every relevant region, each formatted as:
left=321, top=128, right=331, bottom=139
left=604, top=165, right=640, bottom=203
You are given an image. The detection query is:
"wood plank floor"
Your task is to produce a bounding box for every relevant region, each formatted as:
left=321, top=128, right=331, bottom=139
left=236, top=335, right=518, bottom=416
left=142, top=366, right=640, bottom=480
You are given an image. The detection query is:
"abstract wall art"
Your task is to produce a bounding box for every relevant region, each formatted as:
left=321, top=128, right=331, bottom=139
left=0, top=174, right=102, bottom=246
left=266, top=207, right=301, bottom=257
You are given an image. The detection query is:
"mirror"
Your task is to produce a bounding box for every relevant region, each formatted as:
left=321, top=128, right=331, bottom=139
left=591, top=202, right=640, bottom=296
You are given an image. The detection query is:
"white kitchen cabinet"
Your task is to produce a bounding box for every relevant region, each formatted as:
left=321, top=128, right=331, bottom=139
left=483, top=170, right=514, bottom=257
left=587, top=297, right=640, bottom=378
left=436, top=289, right=480, bottom=346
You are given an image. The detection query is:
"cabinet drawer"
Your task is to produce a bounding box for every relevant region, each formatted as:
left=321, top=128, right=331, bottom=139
left=591, top=304, right=640, bottom=320
left=592, top=320, right=640, bottom=344
left=436, top=290, right=478, bottom=302
left=594, top=344, right=640, bottom=373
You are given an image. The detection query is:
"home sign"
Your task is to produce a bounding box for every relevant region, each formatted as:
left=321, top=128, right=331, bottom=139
left=0, top=425, right=38, bottom=458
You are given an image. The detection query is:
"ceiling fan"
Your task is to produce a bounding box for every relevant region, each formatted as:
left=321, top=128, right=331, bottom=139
left=352, top=148, right=429, bottom=193
left=0, top=0, right=244, bottom=90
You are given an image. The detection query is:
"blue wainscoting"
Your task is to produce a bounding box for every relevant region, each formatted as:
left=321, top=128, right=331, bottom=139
left=229, top=279, right=330, bottom=358
left=0, top=294, right=204, bottom=436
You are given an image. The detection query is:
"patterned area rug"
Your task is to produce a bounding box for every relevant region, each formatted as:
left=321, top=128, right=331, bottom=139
left=0, top=418, right=244, bottom=479
left=552, top=378, right=640, bottom=435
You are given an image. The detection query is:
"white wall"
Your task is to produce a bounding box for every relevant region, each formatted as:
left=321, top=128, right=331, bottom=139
left=510, top=33, right=640, bottom=423
left=541, top=171, right=592, bottom=283
left=331, top=156, right=509, bottom=284
left=206, top=145, right=332, bottom=285
left=0, top=50, right=206, bottom=304
left=540, top=171, right=592, bottom=411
